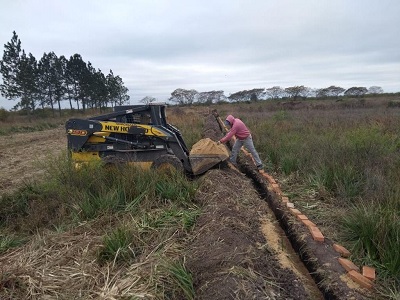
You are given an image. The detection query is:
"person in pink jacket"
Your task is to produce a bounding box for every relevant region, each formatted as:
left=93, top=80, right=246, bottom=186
left=218, top=114, right=263, bottom=170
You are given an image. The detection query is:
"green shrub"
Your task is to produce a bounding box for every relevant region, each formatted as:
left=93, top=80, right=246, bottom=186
left=155, top=173, right=198, bottom=204
left=98, top=227, right=140, bottom=264
left=160, top=260, right=195, bottom=300
left=75, top=187, right=127, bottom=220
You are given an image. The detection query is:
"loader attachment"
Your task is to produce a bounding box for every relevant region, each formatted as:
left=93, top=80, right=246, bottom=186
left=189, top=138, right=229, bottom=175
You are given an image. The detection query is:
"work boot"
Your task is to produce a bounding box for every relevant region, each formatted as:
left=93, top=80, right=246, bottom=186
left=257, top=164, right=264, bottom=171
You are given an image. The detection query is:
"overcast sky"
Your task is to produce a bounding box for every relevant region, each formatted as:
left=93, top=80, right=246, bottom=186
left=0, top=0, right=399, bottom=109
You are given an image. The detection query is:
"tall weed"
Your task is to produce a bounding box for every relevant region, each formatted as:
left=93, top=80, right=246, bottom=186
left=98, top=226, right=140, bottom=264
left=0, top=234, right=26, bottom=253
left=1, top=154, right=199, bottom=233
left=340, top=199, right=400, bottom=278
left=159, top=260, right=195, bottom=300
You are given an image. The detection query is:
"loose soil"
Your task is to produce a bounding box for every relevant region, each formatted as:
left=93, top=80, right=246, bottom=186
left=0, top=126, right=65, bottom=195
left=186, top=169, right=316, bottom=299
left=0, top=113, right=371, bottom=299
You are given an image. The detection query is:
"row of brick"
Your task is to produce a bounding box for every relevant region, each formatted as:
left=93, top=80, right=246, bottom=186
left=258, top=165, right=376, bottom=290
left=215, top=115, right=376, bottom=291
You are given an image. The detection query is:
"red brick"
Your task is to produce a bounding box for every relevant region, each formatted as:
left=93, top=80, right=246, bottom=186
left=348, top=270, right=373, bottom=289
left=271, top=184, right=282, bottom=195
left=338, top=258, right=359, bottom=272
left=286, top=202, right=295, bottom=208
left=333, top=244, right=351, bottom=258
left=362, top=266, right=376, bottom=281
left=281, top=196, right=289, bottom=202
left=263, top=174, right=276, bottom=184
left=290, top=208, right=301, bottom=215
left=297, top=214, right=308, bottom=221
left=301, top=219, right=316, bottom=228
left=309, top=226, right=324, bottom=242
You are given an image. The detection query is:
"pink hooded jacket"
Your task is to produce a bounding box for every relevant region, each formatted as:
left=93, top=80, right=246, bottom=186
left=219, top=115, right=251, bottom=143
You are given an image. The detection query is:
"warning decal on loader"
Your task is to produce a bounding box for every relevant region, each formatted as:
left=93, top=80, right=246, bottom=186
left=68, top=129, right=88, bottom=136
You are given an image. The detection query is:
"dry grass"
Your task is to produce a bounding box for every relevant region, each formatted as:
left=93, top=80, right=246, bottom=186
left=0, top=221, right=189, bottom=299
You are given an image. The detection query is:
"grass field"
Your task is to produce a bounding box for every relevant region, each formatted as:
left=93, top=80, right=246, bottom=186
left=1, top=95, right=399, bottom=298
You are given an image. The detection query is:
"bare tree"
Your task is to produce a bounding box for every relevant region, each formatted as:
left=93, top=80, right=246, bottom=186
left=316, top=86, right=345, bottom=98
left=265, top=86, right=285, bottom=99
left=248, top=88, right=265, bottom=101
left=197, top=90, right=226, bottom=104
left=228, top=89, right=264, bottom=102
left=169, top=88, right=198, bottom=105
left=328, top=86, right=345, bottom=97
left=228, top=90, right=248, bottom=102
left=140, top=96, right=157, bottom=104
left=368, top=86, right=384, bottom=95
left=344, top=87, right=368, bottom=97
left=284, top=85, right=309, bottom=100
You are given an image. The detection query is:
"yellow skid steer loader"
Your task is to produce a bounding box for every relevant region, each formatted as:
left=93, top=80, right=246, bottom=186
left=65, top=104, right=229, bottom=175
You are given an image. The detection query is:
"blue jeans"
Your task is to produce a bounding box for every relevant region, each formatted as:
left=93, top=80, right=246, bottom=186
left=230, top=135, right=263, bottom=167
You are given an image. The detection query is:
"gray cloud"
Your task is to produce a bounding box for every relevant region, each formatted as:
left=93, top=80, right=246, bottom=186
left=1, top=0, right=399, bottom=109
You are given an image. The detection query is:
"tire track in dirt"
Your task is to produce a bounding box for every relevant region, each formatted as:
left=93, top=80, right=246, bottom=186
left=0, top=126, right=66, bottom=196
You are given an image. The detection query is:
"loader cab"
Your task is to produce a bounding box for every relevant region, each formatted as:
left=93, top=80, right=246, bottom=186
left=113, top=104, right=168, bottom=127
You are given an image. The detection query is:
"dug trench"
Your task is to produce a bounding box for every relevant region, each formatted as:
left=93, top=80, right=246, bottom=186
left=184, top=113, right=370, bottom=299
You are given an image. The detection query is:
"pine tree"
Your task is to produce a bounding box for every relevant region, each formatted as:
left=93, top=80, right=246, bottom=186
left=0, top=31, right=22, bottom=101
left=17, top=50, right=39, bottom=111
left=82, top=62, right=96, bottom=109
left=66, top=54, right=88, bottom=111
left=106, top=70, right=118, bottom=107
left=92, top=69, right=108, bottom=110
left=38, top=52, right=65, bottom=116
left=106, top=70, right=129, bottom=107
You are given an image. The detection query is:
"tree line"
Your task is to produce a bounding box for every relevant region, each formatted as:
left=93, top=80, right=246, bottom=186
left=0, top=31, right=130, bottom=115
left=166, top=85, right=386, bottom=105
left=1, top=32, right=389, bottom=112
